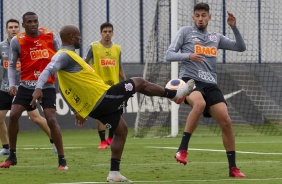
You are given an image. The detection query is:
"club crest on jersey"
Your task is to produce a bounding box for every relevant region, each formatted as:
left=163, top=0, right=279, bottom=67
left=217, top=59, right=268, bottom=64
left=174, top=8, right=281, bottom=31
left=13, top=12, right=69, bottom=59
left=34, top=70, right=41, bottom=78
left=208, top=34, right=217, bottom=42
left=125, top=83, right=133, bottom=91
left=34, top=40, right=42, bottom=47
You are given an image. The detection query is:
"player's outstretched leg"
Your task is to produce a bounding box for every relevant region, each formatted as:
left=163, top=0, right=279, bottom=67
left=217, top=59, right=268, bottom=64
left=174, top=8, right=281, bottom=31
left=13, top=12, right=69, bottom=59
left=172, top=79, right=195, bottom=101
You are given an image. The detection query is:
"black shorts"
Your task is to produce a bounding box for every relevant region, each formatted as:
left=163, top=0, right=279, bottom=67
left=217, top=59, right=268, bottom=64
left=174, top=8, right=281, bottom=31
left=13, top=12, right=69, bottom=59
left=88, top=79, right=135, bottom=131
left=182, top=77, right=226, bottom=117
left=12, top=86, right=56, bottom=111
left=0, top=90, right=14, bottom=110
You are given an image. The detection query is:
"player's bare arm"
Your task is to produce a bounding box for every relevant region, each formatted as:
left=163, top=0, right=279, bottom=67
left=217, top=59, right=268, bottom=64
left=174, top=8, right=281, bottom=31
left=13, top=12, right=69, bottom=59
left=8, top=86, right=17, bottom=96
left=30, top=88, right=43, bottom=107
left=74, top=113, right=87, bottom=127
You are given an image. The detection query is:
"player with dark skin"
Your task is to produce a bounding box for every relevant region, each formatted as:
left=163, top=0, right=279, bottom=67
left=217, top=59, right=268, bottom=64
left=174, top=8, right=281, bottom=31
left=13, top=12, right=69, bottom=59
left=0, top=19, right=57, bottom=156
left=0, top=12, right=67, bottom=170
left=31, top=25, right=194, bottom=182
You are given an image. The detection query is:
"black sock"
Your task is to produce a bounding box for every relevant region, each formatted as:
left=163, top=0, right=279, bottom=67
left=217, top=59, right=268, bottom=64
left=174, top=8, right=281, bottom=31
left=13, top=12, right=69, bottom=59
left=110, top=158, right=120, bottom=171
left=58, top=155, right=66, bottom=166
left=178, top=132, right=192, bottom=151
left=108, top=129, right=114, bottom=139
left=226, top=151, right=236, bottom=169
left=98, top=130, right=106, bottom=141
left=163, top=88, right=177, bottom=99
left=10, top=149, right=16, bottom=158
left=50, top=139, right=54, bottom=144
left=3, top=144, right=9, bottom=149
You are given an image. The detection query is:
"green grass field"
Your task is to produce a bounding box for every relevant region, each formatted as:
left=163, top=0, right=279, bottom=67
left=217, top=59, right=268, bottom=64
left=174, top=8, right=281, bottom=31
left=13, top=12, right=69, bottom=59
left=1, top=127, right=282, bottom=184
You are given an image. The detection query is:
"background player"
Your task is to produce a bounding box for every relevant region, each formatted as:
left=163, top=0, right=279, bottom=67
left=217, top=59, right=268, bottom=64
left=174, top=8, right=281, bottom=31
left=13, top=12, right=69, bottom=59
left=0, top=18, right=57, bottom=156
left=0, top=13, right=67, bottom=170
left=84, top=22, right=126, bottom=149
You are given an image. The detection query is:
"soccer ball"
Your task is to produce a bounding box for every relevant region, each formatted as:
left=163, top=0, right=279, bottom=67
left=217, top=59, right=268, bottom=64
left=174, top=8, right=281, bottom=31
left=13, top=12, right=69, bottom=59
left=165, top=79, right=186, bottom=104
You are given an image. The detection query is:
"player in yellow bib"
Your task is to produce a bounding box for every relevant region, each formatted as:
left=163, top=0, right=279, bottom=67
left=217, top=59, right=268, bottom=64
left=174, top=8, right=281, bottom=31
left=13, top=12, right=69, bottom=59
left=84, top=22, right=126, bottom=149
left=31, top=25, right=195, bottom=182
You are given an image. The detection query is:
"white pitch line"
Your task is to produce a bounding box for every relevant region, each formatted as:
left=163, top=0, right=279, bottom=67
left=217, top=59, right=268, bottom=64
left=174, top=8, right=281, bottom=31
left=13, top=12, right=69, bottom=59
left=11, top=159, right=281, bottom=168
left=18, top=147, right=84, bottom=150
left=145, top=146, right=282, bottom=155
left=50, top=178, right=282, bottom=184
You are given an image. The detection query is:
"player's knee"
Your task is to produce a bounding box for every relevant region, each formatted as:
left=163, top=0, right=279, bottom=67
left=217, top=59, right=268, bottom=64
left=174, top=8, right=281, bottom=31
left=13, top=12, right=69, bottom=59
left=114, top=125, right=128, bottom=139
left=192, top=100, right=206, bottom=113
left=219, top=116, right=232, bottom=130
left=45, top=117, right=57, bottom=128
left=9, top=111, right=21, bottom=121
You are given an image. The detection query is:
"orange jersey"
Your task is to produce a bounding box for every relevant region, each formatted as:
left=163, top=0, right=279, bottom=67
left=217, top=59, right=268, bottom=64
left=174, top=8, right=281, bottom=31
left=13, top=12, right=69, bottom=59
left=16, top=28, right=56, bottom=83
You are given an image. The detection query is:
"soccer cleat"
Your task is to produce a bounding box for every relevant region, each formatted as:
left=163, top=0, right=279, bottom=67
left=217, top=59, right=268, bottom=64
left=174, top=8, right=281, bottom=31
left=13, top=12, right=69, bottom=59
left=98, top=140, right=108, bottom=149
left=229, top=167, right=245, bottom=178
left=0, top=148, right=10, bottom=155
left=58, top=165, right=69, bottom=170
left=58, top=159, right=68, bottom=171
left=174, top=150, right=188, bottom=165
left=106, top=137, right=113, bottom=145
left=51, top=143, right=58, bottom=155
left=0, top=157, right=17, bottom=168
left=172, top=79, right=195, bottom=101
left=107, top=171, right=132, bottom=182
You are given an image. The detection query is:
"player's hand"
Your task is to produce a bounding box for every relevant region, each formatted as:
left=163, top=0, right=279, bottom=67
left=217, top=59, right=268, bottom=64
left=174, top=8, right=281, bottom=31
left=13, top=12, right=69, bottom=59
left=74, top=113, right=87, bottom=127
left=189, top=53, right=204, bottom=63
left=30, top=88, right=43, bottom=108
left=8, top=86, right=17, bottom=96
left=227, top=11, right=236, bottom=27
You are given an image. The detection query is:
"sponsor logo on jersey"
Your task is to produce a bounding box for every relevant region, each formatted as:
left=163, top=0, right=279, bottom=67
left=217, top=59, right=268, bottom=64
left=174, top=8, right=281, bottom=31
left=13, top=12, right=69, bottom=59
left=65, top=88, right=72, bottom=95
left=105, top=51, right=111, bottom=56
left=73, top=94, right=81, bottom=104
left=23, top=80, right=38, bottom=86
left=3, top=60, right=21, bottom=70
left=30, top=49, right=49, bottom=60
left=198, top=70, right=216, bottom=82
left=77, top=102, right=89, bottom=114
left=100, top=59, right=116, bottom=66
left=195, top=45, right=217, bottom=56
